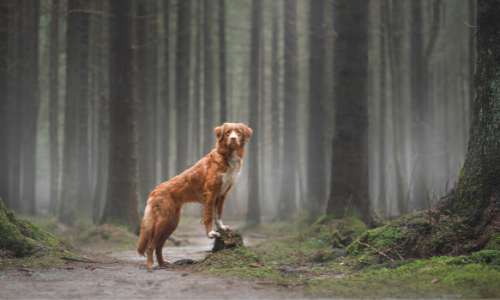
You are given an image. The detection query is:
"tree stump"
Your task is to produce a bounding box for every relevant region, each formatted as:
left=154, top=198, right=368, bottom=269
left=212, top=230, right=244, bottom=253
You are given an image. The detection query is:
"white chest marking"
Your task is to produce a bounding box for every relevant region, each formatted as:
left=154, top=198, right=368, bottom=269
left=220, top=153, right=241, bottom=196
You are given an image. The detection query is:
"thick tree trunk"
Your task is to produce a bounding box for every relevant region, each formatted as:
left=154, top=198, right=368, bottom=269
left=327, top=0, right=372, bottom=226
left=48, top=0, right=60, bottom=214
left=449, top=0, right=500, bottom=222
left=219, top=0, right=227, bottom=124
left=203, top=0, right=214, bottom=157
left=278, top=0, right=298, bottom=218
left=0, top=0, right=9, bottom=208
left=306, top=0, right=326, bottom=222
left=60, top=0, right=82, bottom=225
left=175, top=0, right=191, bottom=174
left=468, top=0, right=476, bottom=125
left=20, top=0, right=39, bottom=216
left=100, top=0, right=139, bottom=230
left=246, top=0, right=261, bottom=226
left=191, top=1, right=201, bottom=165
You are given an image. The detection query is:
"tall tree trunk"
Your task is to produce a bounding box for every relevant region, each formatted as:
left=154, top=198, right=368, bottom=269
left=100, top=0, right=139, bottom=230
left=203, top=0, right=214, bottom=156
left=77, top=0, right=91, bottom=213
left=409, top=0, right=426, bottom=212
left=246, top=0, right=261, bottom=226
left=161, top=0, right=170, bottom=180
left=10, top=0, right=22, bottom=213
left=92, top=92, right=108, bottom=224
left=191, top=0, right=201, bottom=165
left=20, top=0, right=40, bottom=216
left=48, top=0, right=60, bottom=214
left=378, top=0, right=387, bottom=217
left=327, top=0, right=372, bottom=226
left=386, top=0, right=406, bottom=215
left=136, top=1, right=154, bottom=203
left=0, top=0, right=8, bottom=208
left=175, top=0, right=191, bottom=174
left=446, top=0, right=500, bottom=228
left=60, top=0, right=82, bottom=225
left=306, top=0, right=326, bottom=222
left=277, top=0, right=297, bottom=219
left=219, top=0, right=227, bottom=124
left=270, top=0, right=281, bottom=205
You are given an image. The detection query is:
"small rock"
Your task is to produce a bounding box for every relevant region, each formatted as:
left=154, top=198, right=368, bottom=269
left=431, top=278, right=441, bottom=284
left=181, top=273, right=189, bottom=277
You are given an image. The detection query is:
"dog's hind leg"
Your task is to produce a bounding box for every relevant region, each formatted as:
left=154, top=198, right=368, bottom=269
left=155, top=207, right=182, bottom=266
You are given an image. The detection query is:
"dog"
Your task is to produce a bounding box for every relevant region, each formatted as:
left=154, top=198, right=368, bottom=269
left=137, top=122, right=252, bottom=267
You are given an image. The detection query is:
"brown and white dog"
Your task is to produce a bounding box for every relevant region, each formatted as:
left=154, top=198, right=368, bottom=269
left=137, top=123, right=252, bottom=267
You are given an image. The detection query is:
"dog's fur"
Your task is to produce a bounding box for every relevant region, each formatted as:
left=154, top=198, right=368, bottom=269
left=137, top=123, right=252, bottom=267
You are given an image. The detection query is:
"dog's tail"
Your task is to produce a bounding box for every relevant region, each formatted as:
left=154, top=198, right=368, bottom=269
left=137, top=200, right=154, bottom=257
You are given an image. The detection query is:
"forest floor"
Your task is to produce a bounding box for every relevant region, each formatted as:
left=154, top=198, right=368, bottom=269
left=1, top=214, right=500, bottom=298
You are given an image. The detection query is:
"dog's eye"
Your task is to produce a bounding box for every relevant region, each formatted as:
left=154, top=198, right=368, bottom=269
left=237, top=131, right=241, bottom=134
left=226, top=131, right=230, bottom=134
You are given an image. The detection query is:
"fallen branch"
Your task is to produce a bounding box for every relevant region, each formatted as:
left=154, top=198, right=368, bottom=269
left=356, top=240, right=394, bottom=262
left=60, top=256, right=99, bottom=264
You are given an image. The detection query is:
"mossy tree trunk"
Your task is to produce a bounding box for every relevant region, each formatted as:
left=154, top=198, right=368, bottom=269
left=450, top=0, right=500, bottom=223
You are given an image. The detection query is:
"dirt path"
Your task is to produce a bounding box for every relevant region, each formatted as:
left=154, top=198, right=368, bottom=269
left=0, top=222, right=309, bottom=299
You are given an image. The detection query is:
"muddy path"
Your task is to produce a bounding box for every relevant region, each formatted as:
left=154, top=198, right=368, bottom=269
left=0, top=222, right=309, bottom=299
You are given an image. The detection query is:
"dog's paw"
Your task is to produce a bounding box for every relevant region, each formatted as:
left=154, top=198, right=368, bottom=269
left=216, top=220, right=231, bottom=231
left=207, top=231, right=221, bottom=239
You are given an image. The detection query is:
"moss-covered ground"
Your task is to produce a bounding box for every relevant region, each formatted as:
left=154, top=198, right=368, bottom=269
left=183, top=214, right=500, bottom=298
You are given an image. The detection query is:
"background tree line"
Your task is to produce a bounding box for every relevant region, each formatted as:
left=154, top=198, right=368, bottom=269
left=0, top=0, right=475, bottom=230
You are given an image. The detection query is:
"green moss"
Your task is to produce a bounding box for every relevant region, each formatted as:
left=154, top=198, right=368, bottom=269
left=307, top=253, right=500, bottom=298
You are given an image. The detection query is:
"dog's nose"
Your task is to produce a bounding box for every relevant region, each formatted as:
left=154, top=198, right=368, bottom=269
left=230, top=137, right=237, bottom=141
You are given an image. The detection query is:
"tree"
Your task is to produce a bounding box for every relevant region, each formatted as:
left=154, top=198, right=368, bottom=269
left=278, top=0, right=298, bottom=218
left=468, top=0, right=476, bottom=122
left=378, top=0, right=387, bottom=217
left=161, top=0, right=171, bottom=180
left=270, top=0, right=281, bottom=204
left=100, top=0, right=139, bottom=230
left=448, top=0, right=500, bottom=224
left=246, top=0, right=262, bottom=227
left=20, top=0, right=40, bottom=215
left=0, top=0, right=8, bottom=208
left=60, top=0, right=83, bottom=225
left=326, top=0, right=372, bottom=226
left=306, top=0, right=326, bottom=222
left=203, top=0, right=214, bottom=157
left=219, top=0, right=227, bottom=124
left=175, top=0, right=191, bottom=174
left=92, top=93, right=108, bottom=224
left=48, top=0, right=60, bottom=214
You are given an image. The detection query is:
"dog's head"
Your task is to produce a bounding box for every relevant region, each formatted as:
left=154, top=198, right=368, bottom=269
left=214, top=123, right=252, bottom=149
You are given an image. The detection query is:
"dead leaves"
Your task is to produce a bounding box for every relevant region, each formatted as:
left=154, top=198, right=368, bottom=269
left=249, top=263, right=262, bottom=268
left=63, top=266, right=74, bottom=270
left=431, top=278, right=441, bottom=284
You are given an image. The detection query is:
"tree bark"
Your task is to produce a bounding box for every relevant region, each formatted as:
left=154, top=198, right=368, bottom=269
left=378, top=0, right=387, bottom=217
left=191, top=0, right=201, bottom=165
left=246, top=0, right=261, bottom=226
left=270, top=0, right=281, bottom=207
left=468, top=0, right=476, bottom=126
left=60, top=0, right=82, bottom=225
left=327, top=0, right=372, bottom=226
left=0, top=0, right=9, bottom=209
left=77, top=0, right=91, bottom=213
left=203, top=0, right=214, bottom=157
left=306, top=0, right=326, bottom=222
left=20, top=0, right=39, bottom=216
left=219, top=0, right=227, bottom=124
left=48, top=0, right=60, bottom=214
left=449, top=0, right=500, bottom=222
left=175, top=0, right=191, bottom=174
left=100, top=0, right=139, bottom=230
left=92, top=93, right=108, bottom=224
left=278, top=0, right=298, bottom=218
left=161, top=0, right=170, bottom=180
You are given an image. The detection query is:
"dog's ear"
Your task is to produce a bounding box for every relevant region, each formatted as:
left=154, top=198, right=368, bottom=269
left=214, top=125, right=225, bottom=142
left=242, top=125, right=253, bottom=143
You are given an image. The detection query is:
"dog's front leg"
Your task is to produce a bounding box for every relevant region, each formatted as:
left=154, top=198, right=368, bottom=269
left=215, top=190, right=231, bottom=231
left=203, top=191, right=220, bottom=238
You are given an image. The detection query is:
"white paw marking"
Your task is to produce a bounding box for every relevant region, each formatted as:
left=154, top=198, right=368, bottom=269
left=208, top=231, right=220, bottom=239
left=216, top=219, right=230, bottom=231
